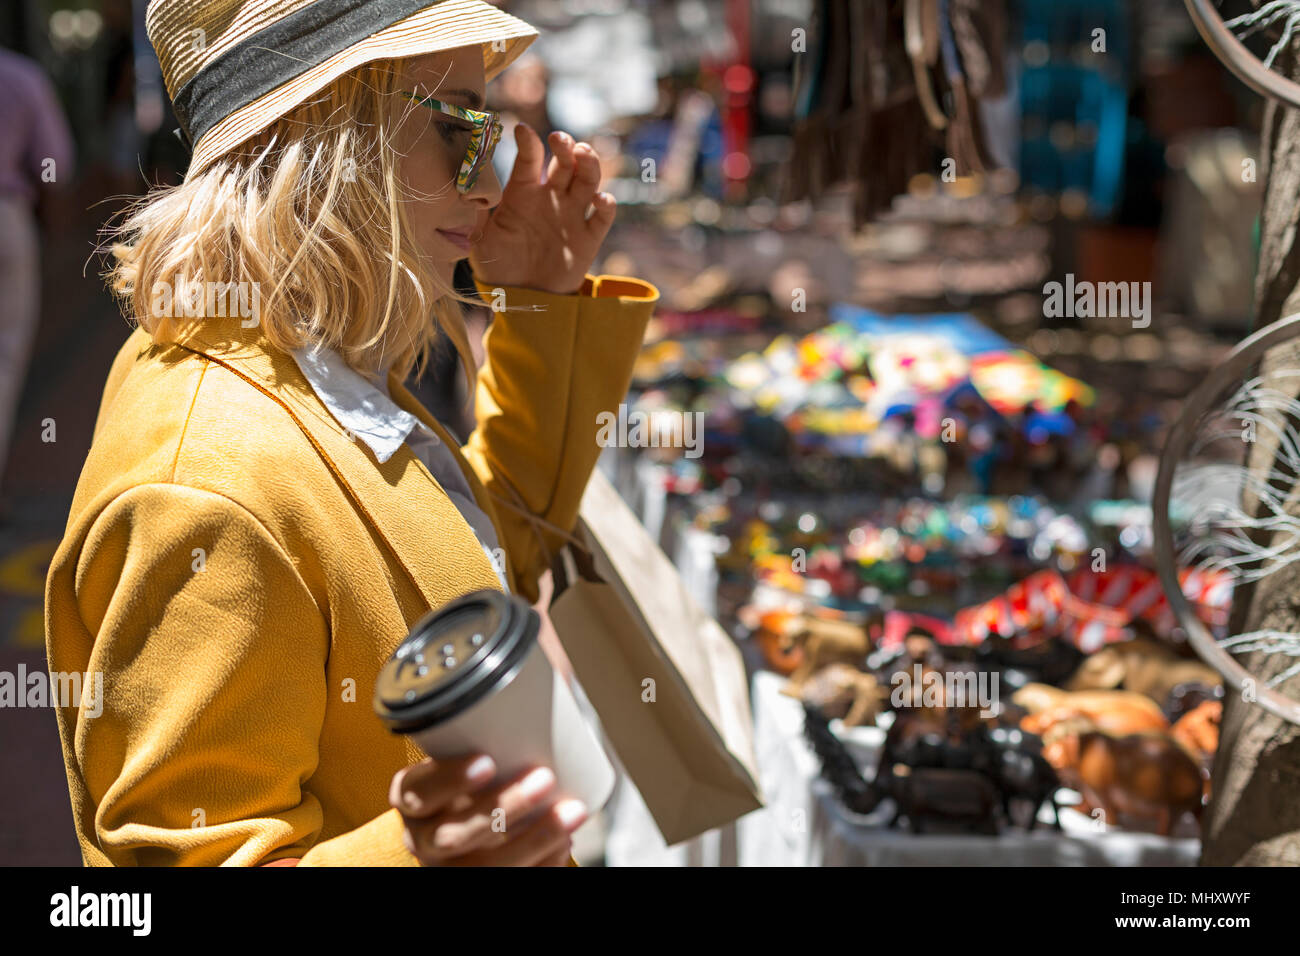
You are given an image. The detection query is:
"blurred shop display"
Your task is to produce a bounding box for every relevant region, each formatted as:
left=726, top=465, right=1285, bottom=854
left=786, top=0, right=1009, bottom=225
left=574, top=3, right=1247, bottom=862
left=736, top=670, right=1203, bottom=864
left=573, top=0, right=1259, bottom=864
left=1156, top=129, right=1261, bottom=331
left=600, top=201, right=1233, bottom=850
left=509, top=1, right=661, bottom=139
left=1018, top=0, right=1129, bottom=217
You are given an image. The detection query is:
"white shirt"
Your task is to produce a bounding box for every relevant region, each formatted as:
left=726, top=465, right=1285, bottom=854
left=290, top=345, right=509, bottom=592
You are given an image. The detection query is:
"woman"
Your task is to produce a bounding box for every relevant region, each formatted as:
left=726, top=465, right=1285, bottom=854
left=44, top=0, right=657, bottom=866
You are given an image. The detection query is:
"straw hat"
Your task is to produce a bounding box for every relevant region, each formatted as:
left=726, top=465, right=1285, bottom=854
left=147, top=0, right=538, bottom=177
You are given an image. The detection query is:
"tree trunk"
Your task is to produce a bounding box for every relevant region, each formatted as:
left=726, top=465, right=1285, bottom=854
left=1201, top=48, right=1300, bottom=865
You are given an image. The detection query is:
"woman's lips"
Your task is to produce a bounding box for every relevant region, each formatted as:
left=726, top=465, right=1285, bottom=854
left=437, top=228, right=474, bottom=253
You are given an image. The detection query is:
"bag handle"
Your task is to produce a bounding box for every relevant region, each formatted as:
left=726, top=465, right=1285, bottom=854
left=547, top=525, right=603, bottom=595
left=485, top=472, right=603, bottom=595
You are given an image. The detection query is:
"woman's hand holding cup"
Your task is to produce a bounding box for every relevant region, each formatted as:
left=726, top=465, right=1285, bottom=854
left=389, top=754, right=588, bottom=866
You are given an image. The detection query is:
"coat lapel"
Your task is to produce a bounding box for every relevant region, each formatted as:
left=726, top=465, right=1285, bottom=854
left=383, top=375, right=518, bottom=587
left=163, top=319, right=503, bottom=614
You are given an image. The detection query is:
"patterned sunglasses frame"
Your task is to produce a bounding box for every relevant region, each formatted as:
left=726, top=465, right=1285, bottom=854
left=401, top=91, right=504, bottom=193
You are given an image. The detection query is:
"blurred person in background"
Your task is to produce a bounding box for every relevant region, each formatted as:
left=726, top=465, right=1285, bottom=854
left=0, top=47, right=74, bottom=494
left=99, top=0, right=144, bottom=195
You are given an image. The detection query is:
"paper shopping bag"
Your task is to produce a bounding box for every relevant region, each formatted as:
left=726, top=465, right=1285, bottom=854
left=548, top=470, right=763, bottom=846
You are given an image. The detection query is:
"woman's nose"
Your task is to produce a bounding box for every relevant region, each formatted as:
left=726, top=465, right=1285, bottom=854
left=465, top=161, right=502, bottom=208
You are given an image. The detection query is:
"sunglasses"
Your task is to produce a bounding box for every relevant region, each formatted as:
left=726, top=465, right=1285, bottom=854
left=401, top=91, right=503, bottom=194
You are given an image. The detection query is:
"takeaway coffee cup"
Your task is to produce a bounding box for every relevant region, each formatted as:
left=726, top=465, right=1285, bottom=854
left=373, top=589, right=615, bottom=812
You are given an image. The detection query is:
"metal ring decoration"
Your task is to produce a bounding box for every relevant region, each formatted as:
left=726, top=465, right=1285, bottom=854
left=1153, top=311, right=1300, bottom=726
left=1184, top=0, right=1300, bottom=109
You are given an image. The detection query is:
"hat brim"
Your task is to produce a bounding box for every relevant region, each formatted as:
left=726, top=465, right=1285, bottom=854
left=186, top=0, right=537, bottom=177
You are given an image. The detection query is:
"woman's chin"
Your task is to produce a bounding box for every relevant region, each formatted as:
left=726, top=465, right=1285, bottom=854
left=429, top=256, right=459, bottom=290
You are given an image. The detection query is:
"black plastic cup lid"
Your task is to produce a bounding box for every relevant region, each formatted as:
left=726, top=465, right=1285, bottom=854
left=373, top=589, right=539, bottom=734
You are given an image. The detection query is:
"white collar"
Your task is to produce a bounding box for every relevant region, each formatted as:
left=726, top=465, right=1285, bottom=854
left=289, top=346, right=435, bottom=464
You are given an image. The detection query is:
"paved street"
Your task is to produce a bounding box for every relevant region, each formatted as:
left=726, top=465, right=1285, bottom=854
left=0, top=186, right=131, bottom=864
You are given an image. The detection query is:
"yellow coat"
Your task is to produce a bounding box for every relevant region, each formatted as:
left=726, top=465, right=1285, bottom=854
left=44, top=275, right=657, bottom=866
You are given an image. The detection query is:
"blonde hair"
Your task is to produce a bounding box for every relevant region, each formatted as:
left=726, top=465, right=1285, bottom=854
left=107, top=60, right=472, bottom=384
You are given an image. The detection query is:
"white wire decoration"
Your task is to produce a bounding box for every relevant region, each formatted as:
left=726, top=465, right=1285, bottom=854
left=1154, top=313, right=1300, bottom=725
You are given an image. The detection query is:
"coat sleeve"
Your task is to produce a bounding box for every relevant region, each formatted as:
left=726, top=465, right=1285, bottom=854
left=49, top=482, right=417, bottom=866
left=462, top=274, right=657, bottom=602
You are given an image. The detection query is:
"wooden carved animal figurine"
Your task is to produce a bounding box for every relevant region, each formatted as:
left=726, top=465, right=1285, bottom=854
left=869, top=629, right=941, bottom=686
left=784, top=662, right=888, bottom=728
left=1014, top=683, right=1169, bottom=738
left=973, top=727, right=1063, bottom=831
left=1022, top=703, right=1168, bottom=741
left=901, top=630, right=945, bottom=670
left=752, top=609, right=804, bottom=676
left=1171, top=699, right=1221, bottom=773
left=1040, top=715, right=1100, bottom=769
left=1051, top=731, right=1204, bottom=835
left=890, top=726, right=976, bottom=772
left=1065, top=638, right=1222, bottom=706
left=889, top=721, right=1063, bottom=831
left=880, top=703, right=954, bottom=772
left=802, top=704, right=880, bottom=813
left=1165, top=680, right=1221, bottom=723
left=805, top=705, right=1056, bottom=835
left=973, top=637, right=1085, bottom=688
left=886, top=765, right=1002, bottom=835
left=877, top=632, right=982, bottom=721
left=786, top=616, right=872, bottom=687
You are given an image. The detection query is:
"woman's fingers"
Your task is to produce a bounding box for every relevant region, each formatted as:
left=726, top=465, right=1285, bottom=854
left=545, top=131, right=577, bottom=192
left=389, top=754, right=495, bottom=820
left=447, top=799, right=587, bottom=867
left=404, top=766, right=558, bottom=863
left=569, top=142, right=603, bottom=203
left=585, top=190, right=617, bottom=239
left=433, top=765, right=557, bottom=854
left=509, top=121, right=546, bottom=185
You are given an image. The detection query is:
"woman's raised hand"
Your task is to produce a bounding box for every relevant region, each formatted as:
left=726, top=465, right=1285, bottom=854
left=469, top=123, right=616, bottom=295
